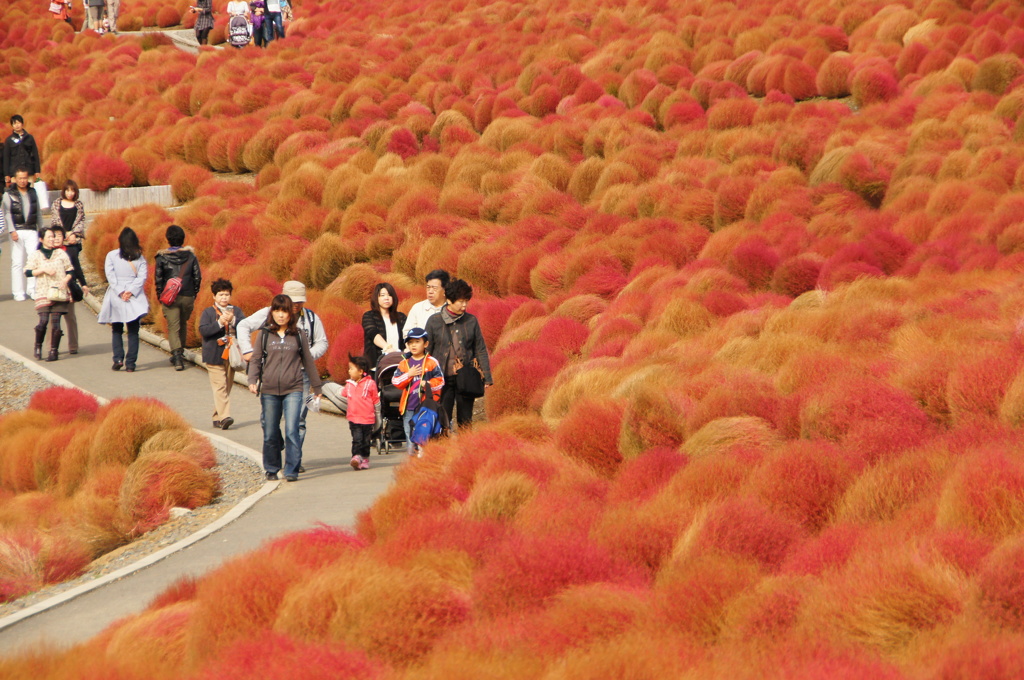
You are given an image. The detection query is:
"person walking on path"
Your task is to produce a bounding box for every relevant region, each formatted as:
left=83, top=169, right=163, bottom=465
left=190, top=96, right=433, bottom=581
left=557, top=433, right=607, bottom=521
left=391, top=327, right=444, bottom=457
left=25, top=226, right=74, bottom=362
left=154, top=225, right=202, bottom=371
left=405, top=269, right=449, bottom=333
left=104, top=0, right=119, bottom=32
left=3, top=116, right=41, bottom=186
left=3, top=168, right=45, bottom=301
left=190, top=0, right=214, bottom=45
left=247, top=294, right=322, bottom=482
left=265, top=0, right=284, bottom=41
left=97, top=227, right=149, bottom=372
left=425, top=278, right=493, bottom=431
left=52, top=227, right=87, bottom=355
left=237, top=280, right=327, bottom=471
left=341, top=354, right=379, bottom=470
left=198, top=278, right=246, bottom=431
left=86, top=0, right=104, bottom=31
left=362, top=282, right=406, bottom=369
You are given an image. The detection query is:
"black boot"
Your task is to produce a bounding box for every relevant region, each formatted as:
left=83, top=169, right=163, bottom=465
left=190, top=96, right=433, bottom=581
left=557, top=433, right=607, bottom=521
left=172, top=348, right=185, bottom=371
left=33, top=325, right=46, bottom=360
left=46, top=330, right=63, bottom=362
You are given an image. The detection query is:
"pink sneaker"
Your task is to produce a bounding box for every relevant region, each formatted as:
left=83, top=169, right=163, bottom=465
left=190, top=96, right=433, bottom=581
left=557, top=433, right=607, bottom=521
left=350, top=455, right=362, bottom=470
left=359, top=457, right=370, bottom=470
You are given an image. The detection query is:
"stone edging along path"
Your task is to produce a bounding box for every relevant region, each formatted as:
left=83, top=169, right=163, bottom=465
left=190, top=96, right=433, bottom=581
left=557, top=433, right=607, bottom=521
left=0, top=341, right=278, bottom=633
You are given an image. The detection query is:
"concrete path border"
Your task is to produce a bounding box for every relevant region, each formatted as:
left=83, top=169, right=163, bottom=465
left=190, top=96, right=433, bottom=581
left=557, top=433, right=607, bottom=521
left=0, top=342, right=277, bottom=632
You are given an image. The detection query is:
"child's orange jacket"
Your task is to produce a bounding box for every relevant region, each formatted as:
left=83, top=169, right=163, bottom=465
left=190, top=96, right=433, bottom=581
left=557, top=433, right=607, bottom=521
left=391, top=354, right=444, bottom=414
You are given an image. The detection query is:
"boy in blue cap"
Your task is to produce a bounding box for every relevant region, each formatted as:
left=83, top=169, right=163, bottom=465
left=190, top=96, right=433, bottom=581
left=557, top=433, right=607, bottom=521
left=391, top=327, right=444, bottom=457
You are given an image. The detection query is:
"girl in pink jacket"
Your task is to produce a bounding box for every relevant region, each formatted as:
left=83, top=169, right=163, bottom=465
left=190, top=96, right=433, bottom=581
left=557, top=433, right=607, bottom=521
left=342, top=354, right=379, bottom=470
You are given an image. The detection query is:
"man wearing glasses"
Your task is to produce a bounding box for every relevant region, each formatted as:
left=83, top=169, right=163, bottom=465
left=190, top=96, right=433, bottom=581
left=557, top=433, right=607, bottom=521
left=406, top=269, right=450, bottom=333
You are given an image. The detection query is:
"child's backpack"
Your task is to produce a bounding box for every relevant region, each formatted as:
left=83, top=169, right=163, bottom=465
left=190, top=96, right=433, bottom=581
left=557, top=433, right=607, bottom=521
left=410, top=405, right=442, bottom=446
left=409, top=363, right=448, bottom=446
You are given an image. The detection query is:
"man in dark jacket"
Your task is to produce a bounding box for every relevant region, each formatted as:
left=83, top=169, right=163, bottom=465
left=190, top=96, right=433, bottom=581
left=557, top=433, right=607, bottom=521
left=425, top=278, right=493, bottom=431
left=154, top=224, right=202, bottom=371
left=3, top=116, right=40, bottom=186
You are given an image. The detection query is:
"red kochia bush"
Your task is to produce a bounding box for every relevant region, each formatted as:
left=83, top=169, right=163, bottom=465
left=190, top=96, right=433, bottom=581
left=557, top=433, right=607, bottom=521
left=473, top=533, right=643, bottom=616
left=27, top=386, right=99, bottom=424
left=486, top=341, right=568, bottom=419
left=976, top=538, right=1024, bottom=631
left=190, top=632, right=383, bottom=680
left=801, top=377, right=933, bottom=463
left=76, top=152, right=134, bottom=191
left=606, top=447, right=688, bottom=504
left=693, top=497, right=806, bottom=570
left=772, top=255, right=822, bottom=297
left=727, top=236, right=780, bottom=289
left=554, top=397, right=625, bottom=478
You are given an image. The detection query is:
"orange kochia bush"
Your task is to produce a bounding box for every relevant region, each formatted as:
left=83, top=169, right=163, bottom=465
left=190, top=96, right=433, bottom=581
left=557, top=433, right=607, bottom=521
left=0, top=388, right=220, bottom=603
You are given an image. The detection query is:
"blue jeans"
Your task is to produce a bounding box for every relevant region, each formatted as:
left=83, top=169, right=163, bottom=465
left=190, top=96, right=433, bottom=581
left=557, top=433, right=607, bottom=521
left=261, top=375, right=309, bottom=462
left=403, top=409, right=418, bottom=455
left=111, top=319, right=141, bottom=369
left=265, top=11, right=283, bottom=41
left=260, top=391, right=303, bottom=477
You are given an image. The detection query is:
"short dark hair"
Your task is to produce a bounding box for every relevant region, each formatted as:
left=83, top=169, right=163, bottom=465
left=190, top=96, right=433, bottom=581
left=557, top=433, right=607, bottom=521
left=10, top=115, right=23, bottom=125
left=425, top=269, right=450, bottom=287
left=348, top=354, right=371, bottom=375
left=39, top=226, right=64, bottom=248
left=445, top=278, right=473, bottom=303
left=62, top=179, right=80, bottom=201
left=13, top=167, right=28, bottom=177
left=166, top=224, right=185, bottom=247
left=369, top=282, right=399, bottom=313
left=211, top=278, right=233, bottom=295
left=268, top=294, right=297, bottom=334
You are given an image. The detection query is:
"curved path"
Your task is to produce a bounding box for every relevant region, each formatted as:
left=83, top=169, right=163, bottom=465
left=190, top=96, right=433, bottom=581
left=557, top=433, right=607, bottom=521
left=0, top=247, right=402, bottom=653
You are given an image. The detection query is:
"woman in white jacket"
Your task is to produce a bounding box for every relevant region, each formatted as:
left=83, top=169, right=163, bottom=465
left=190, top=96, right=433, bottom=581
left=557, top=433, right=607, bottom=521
left=97, top=227, right=149, bottom=372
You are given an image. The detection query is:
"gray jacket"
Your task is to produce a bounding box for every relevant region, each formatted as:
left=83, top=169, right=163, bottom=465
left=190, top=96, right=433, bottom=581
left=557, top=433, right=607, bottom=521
left=246, top=328, right=323, bottom=396
left=425, top=307, right=493, bottom=384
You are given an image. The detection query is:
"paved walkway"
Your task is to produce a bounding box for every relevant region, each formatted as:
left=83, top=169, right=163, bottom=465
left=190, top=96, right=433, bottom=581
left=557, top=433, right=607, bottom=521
left=0, top=245, right=403, bottom=653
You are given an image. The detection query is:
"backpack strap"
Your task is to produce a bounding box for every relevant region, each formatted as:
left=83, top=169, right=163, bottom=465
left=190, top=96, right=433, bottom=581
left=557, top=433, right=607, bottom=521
left=257, top=328, right=269, bottom=395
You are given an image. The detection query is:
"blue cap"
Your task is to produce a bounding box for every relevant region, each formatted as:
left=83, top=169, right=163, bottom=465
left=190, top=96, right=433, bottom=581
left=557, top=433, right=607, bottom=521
left=405, top=327, right=427, bottom=340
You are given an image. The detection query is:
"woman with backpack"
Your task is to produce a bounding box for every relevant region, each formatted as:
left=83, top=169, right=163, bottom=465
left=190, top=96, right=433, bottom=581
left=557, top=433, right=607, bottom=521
left=154, top=225, right=202, bottom=371
left=247, top=294, right=322, bottom=482
left=97, top=227, right=148, bottom=372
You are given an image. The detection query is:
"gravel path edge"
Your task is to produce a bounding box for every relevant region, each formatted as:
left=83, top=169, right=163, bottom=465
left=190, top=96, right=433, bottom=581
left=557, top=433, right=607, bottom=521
left=0, top=341, right=278, bottom=632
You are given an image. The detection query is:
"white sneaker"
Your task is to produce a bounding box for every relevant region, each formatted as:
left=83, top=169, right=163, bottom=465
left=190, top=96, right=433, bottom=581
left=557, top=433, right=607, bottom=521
left=13, top=296, right=26, bottom=301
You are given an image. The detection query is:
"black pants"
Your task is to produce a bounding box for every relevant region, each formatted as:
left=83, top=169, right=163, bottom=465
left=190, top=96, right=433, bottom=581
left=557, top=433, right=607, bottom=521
left=196, top=27, right=211, bottom=44
left=350, top=422, right=372, bottom=458
left=439, top=380, right=475, bottom=430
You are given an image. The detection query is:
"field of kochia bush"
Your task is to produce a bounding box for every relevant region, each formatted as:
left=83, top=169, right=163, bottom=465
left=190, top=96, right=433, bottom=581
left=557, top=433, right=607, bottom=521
left=0, top=388, right=219, bottom=603
left=3, top=0, right=1024, bottom=675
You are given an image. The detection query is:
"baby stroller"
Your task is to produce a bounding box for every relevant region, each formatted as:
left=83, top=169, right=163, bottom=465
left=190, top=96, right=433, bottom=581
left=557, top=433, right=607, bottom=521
left=228, top=15, right=250, bottom=48
left=372, top=351, right=407, bottom=454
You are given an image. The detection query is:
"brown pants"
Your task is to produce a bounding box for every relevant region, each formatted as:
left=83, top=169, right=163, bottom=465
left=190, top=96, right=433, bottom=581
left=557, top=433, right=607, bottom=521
left=163, top=295, right=195, bottom=353
left=205, top=362, right=235, bottom=421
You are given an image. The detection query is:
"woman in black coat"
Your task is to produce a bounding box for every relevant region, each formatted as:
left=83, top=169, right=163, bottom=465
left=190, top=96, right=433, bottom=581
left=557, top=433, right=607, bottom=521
left=197, top=278, right=246, bottom=430
left=361, top=282, right=406, bottom=370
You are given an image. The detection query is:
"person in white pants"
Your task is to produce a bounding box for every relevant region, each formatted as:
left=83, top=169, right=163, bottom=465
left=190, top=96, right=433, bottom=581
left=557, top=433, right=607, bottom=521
left=2, top=169, right=46, bottom=301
